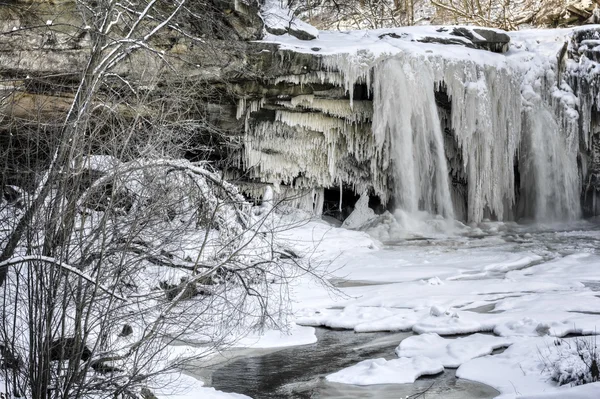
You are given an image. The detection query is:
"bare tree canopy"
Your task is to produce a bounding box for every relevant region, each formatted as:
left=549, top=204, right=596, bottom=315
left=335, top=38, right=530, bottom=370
left=290, top=0, right=600, bottom=30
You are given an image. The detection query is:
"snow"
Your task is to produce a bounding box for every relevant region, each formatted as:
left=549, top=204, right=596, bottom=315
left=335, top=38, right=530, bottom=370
left=517, top=382, right=600, bottom=399
left=395, top=333, right=513, bottom=368
left=341, top=192, right=376, bottom=229
left=7, top=13, right=600, bottom=399
left=326, top=357, right=444, bottom=385
left=234, top=323, right=316, bottom=348
left=153, top=372, right=250, bottom=399
left=149, top=22, right=600, bottom=398
left=456, top=336, right=600, bottom=399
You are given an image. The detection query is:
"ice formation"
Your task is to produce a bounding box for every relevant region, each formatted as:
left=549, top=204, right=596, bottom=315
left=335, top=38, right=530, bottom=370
left=239, top=27, right=600, bottom=222
left=321, top=50, right=523, bottom=222
left=519, top=81, right=581, bottom=221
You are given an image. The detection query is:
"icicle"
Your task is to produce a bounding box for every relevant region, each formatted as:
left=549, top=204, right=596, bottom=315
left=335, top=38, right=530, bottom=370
left=290, top=94, right=315, bottom=106
left=313, top=188, right=324, bottom=215
left=272, top=71, right=345, bottom=87
left=339, top=179, right=342, bottom=213
left=282, top=97, right=373, bottom=123
left=322, top=53, right=374, bottom=107
left=236, top=98, right=246, bottom=120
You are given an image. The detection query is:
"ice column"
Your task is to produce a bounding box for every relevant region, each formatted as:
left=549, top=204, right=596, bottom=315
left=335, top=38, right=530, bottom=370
left=372, top=57, right=455, bottom=218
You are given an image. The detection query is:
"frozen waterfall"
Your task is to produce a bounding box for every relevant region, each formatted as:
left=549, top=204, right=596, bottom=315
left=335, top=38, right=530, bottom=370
left=325, top=50, right=522, bottom=223
left=371, top=57, right=454, bottom=219
left=241, top=28, right=590, bottom=224
left=519, top=82, right=582, bottom=222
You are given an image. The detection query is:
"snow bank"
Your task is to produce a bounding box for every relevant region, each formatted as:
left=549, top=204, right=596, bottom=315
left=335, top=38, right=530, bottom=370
left=234, top=323, right=316, bottom=348
left=457, top=337, right=600, bottom=399
left=518, top=382, right=600, bottom=399
left=154, top=372, right=250, bottom=399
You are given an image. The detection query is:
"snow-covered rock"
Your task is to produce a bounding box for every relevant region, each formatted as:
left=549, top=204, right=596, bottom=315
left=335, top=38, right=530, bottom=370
left=261, top=0, right=318, bottom=40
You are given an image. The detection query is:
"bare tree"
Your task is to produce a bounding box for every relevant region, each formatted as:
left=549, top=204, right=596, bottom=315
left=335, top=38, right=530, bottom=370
left=294, top=0, right=600, bottom=30
left=0, top=1, right=318, bottom=398
left=293, top=0, right=431, bottom=30
left=430, top=0, right=598, bottom=30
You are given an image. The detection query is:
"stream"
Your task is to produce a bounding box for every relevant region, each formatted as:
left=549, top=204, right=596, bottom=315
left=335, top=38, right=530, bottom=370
left=190, top=328, right=499, bottom=398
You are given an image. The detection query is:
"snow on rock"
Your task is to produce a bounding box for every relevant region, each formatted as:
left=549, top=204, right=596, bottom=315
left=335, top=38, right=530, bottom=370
left=261, top=0, right=318, bottom=40
left=493, top=318, right=556, bottom=337
left=424, top=277, right=444, bottom=286
left=395, top=333, right=512, bottom=368
left=429, top=305, right=450, bottom=317
left=79, top=155, right=121, bottom=172
left=326, top=357, right=443, bottom=385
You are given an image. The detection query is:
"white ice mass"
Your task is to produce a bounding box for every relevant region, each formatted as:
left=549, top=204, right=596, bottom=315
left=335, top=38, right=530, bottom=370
left=239, top=25, right=600, bottom=224
left=326, top=356, right=444, bottom=385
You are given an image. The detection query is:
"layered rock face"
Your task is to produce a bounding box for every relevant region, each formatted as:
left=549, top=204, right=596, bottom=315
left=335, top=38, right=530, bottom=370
left=2, top=1, right=600, bottom=222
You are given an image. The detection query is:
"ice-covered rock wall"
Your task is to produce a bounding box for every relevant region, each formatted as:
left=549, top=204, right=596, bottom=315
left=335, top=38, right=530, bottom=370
left=236, top=25, right=600, bottom=223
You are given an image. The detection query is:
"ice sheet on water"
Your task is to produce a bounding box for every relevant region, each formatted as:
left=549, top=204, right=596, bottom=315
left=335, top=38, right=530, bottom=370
left=234, top=323, right=317, bottom=348
left=395, top=333, right=512, bottom=368
left=281, top=215, right=600, bottom=397
left=412, top=309, right=493, bottom=335
left=326, top=356, right=444, bottom=385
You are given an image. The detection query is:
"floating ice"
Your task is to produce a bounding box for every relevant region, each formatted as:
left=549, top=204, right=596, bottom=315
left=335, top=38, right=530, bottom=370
left=326, top=356, right=443, bottom=385
left=395, top=333, right=512, bottom=368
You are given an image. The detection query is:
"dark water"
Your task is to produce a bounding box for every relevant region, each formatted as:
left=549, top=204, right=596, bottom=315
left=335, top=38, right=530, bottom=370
left=202, top=328, right=499, bottom=398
